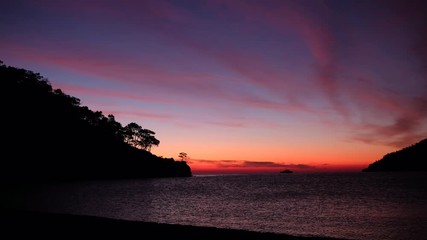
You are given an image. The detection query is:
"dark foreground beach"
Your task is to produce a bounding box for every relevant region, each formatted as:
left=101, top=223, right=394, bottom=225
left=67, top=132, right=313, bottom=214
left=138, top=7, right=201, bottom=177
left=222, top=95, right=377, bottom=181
left=1, top=210, right=345, bottom=240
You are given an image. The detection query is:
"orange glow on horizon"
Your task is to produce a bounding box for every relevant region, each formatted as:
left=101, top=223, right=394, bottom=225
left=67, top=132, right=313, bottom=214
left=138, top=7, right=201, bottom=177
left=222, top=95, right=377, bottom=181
left=157, top=139, right=394, bottom=175
left=184, top=158, right=370, bottom=175
left=152, top=127, right=396, bottom=176
left=190, top=164, right=367, bottom=175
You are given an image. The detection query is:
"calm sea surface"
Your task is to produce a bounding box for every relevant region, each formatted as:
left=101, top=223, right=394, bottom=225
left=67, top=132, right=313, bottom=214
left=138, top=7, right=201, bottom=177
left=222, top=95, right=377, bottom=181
left=9, top=173, right=427, bottom=240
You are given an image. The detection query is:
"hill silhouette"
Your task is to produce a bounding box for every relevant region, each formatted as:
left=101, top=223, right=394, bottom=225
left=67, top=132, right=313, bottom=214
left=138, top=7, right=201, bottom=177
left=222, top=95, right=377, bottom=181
left=1, top=61, right=191, bottom=183
left=362, top=138, right=427, bottom=172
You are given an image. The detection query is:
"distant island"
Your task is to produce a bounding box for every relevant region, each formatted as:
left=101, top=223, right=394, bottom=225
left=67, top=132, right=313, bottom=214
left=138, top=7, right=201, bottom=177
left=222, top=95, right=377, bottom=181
left=280, top=169, right=293, bottom=174
left=1, top=61, right=191, bottom=183
left=362, top=138, right=427, bottom=172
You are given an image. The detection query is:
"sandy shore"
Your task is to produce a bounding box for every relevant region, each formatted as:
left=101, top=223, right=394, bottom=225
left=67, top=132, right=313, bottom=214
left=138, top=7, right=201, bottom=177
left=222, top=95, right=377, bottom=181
left=1, top=210, right=346, bottom=240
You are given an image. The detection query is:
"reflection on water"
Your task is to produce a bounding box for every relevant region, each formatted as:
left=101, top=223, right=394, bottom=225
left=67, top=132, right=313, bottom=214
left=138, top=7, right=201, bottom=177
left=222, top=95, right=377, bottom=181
left=10, top=173, right=427, bottom=240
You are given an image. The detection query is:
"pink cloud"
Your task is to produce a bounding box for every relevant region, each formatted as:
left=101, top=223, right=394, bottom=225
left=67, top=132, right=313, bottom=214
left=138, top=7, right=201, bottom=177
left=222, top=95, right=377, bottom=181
left=106, top=110, right=174, bottom=121
left=207, top=1, right=427, bottom=148
left=188, top=1, right=348, bottom=119
left=5, top=1, right=324, bottom=117
left=55, top=83, right=166, bottom=104
left=205, top=120, right=246, bottom=128
left=3, top=39, right=323, bottom=121
left=343, top=2, right=427, bottom=147
left=2, top=40, right=233, bottom=102
left=4, top=0, right=426, bottom=149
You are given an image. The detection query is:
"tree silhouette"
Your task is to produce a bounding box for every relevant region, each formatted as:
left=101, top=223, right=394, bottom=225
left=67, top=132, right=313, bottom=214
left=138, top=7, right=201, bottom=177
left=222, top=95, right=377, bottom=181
left=178, top=152, right=189, bottom=162
left=123, top=122, right=160, bottom=151
left=139, top=128, right=160, bottom=152
left=104, top=114, right=124, bottom=141
left=363, top=138, right=427, bottom=172
left=1, top=61, right=192, bottom=181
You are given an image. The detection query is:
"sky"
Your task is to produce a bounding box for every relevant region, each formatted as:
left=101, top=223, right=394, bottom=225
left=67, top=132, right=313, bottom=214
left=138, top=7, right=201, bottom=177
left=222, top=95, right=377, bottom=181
left=1, top=0, right=426, bottom=174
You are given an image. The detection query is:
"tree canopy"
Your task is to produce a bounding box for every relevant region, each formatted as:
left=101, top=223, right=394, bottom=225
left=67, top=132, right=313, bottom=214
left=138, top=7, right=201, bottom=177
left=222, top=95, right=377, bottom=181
left=123, top=122, right=160, bottom=152
left=178, top=152, right=189, bottom=162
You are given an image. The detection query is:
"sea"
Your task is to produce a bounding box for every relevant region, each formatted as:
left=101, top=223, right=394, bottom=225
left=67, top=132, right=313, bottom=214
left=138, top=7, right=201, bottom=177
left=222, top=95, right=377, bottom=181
left=7, top=172, right=427, bottom=240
